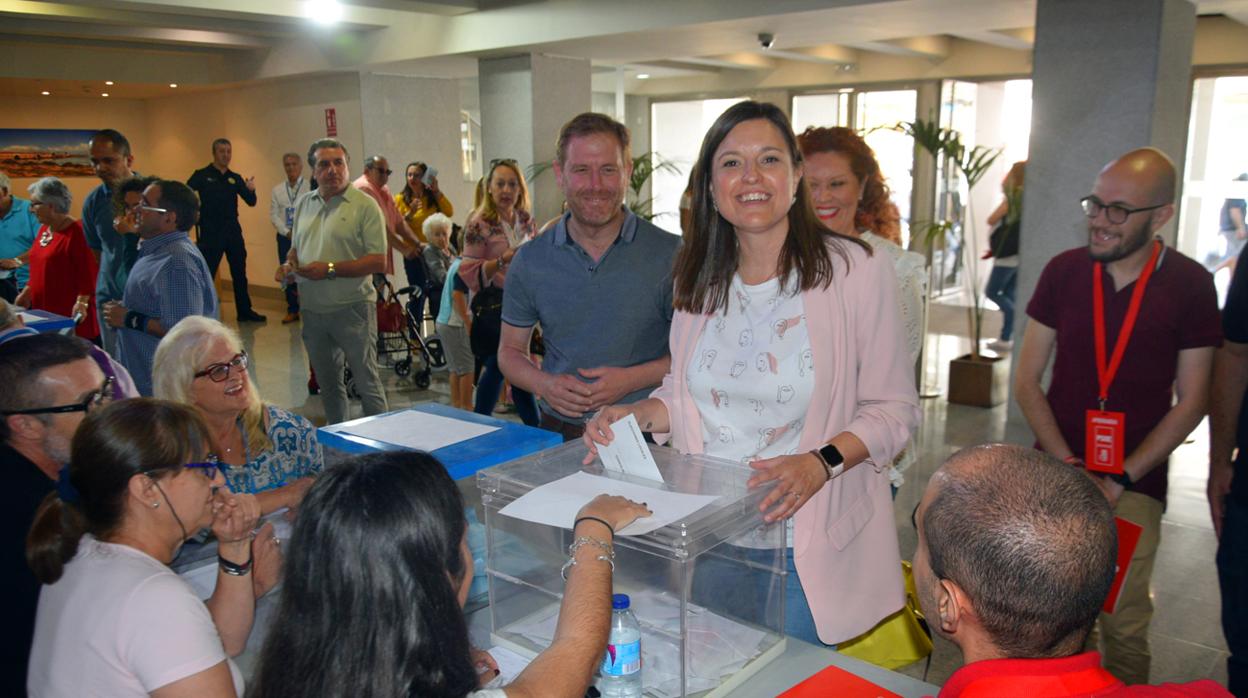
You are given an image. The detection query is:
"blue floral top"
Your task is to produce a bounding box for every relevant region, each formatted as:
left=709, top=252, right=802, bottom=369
left=224, top=405, right=323, bottom=495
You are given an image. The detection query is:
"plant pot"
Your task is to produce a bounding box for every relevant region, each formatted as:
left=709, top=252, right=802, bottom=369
left=947, top=353, right=1010, bottom=407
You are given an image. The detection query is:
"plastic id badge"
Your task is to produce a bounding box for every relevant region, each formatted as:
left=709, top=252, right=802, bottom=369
left=1085, top=410, right=1125, bottom=475
left=285, top=207, right=295, bottom=231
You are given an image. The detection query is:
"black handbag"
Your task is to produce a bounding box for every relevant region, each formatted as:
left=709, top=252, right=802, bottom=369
left=469, top=265, right=504, bottom=358
left=988, top=217, right=1020, bottom=258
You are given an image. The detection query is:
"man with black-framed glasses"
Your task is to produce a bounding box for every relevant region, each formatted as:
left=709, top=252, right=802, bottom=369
left=1015, top=148, right=1221, bottom=684
left=0, top=333, right=105, bottom=694
left=102, top=180, right=218, bottom=396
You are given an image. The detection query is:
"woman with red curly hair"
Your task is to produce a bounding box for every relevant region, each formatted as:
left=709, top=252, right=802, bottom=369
left=797, top=126, right=925, bottom=491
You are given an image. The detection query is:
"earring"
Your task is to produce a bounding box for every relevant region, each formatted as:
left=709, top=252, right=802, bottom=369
left=151, top=501, right=160, bottom=509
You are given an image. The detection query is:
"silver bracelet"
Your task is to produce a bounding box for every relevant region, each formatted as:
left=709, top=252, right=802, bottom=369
left=561, top=554, right=615, bottom=580
left=567, top=536, right=612, bottom=557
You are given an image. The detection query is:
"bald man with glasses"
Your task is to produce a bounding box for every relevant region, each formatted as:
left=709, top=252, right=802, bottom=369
left=1015, top=148, right=1222, bottom=684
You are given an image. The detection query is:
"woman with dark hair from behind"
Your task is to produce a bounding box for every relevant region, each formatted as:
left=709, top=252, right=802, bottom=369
left=26, top=399, right=272, bottom=697
left=249, top=451, right=650, bottom=698
left=585, top=102, right=919, bottom=647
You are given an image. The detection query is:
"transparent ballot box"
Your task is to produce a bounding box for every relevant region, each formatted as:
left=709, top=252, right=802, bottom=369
left=477, top=441, right=787, bottom=698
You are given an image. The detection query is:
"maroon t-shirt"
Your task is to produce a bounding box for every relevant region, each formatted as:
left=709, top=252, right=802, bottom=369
left=1026, top=245, right=1222, bottom=504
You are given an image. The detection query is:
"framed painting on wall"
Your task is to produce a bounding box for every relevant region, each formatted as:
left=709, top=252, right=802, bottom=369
left=0, top=129, right=95, bottom=178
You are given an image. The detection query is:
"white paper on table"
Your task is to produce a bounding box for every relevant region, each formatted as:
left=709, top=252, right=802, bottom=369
left=335, top=411, right=498, bottom=452
left=498, top=471, right=719, bottom=536
left=18, top=311, right=41, bottom=323
left=482, top=645, right=532, bottom=688
left=596, top=413, right=664, bottom=483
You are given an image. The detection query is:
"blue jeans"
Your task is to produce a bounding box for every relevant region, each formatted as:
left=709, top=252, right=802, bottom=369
left=474, top=354, right=539, bottom=427
left=1218, top=496, right=1248, bottom=696
left=985, top=265, right=1018, bottom=341
left=691, top=544, right=829, bottom=647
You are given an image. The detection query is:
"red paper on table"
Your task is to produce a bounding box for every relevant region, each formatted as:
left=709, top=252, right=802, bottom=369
left=1103, top=517, right=1143, bottom=614
left=778, top=664, right=903, bottom=698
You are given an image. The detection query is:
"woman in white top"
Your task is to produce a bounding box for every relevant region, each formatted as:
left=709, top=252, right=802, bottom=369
left=797, top=126, right=926, bottom=490
left=249, top=451, right=650, bottom=698
left=27, top=399, right=271, bottom=697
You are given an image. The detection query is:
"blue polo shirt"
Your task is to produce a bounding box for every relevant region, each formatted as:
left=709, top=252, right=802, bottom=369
left=503, top=208, right=679, bottom=421
left=82, top=180, right=140, bottom=304
left=117, top=230, right=218, bottom=395
left=0, top=197, right=38, bottom=289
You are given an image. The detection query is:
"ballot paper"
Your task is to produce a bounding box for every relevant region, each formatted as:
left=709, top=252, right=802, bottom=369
left=18, top=312, right=40, bottom=324
left=482, top=645, right=532, bottom=688
left=334, top=410, right=498, bottom=452
left=596, top=413, right=664, bottom=482
left=498, top=471, right=719, bottom=536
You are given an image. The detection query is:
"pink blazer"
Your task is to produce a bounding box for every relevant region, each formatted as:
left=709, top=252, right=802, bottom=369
left=652, top=240, right=920, bottom=644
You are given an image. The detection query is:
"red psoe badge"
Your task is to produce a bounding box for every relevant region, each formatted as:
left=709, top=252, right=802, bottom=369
left=1085, top=409, right=1125, bottom=474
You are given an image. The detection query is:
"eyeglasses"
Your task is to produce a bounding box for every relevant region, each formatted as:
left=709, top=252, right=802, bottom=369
left=193, top=351, right=248, bottom=383
left=371, top=167, right=393, bottom=176
left=488, top=158, right=518, bottom=171
left=148, top=457, right=231, bottom=481
left=1080, top=196, right=1167, bottom=225
left=137, top=204, right=169, bottom=215
left=1, top=375, right=115, bottom=416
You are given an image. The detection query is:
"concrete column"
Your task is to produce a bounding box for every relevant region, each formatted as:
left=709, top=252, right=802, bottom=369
left=1009, top=0, right=1196, bottom=425
left=478, top=53, right=591, bottom=224
left=359, top=73, right=471, bottom=224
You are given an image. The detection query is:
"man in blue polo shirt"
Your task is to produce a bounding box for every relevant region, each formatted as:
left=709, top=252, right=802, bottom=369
left=499, top=113, right=679, bottom=440
left=0, top=170, right=38, bottom=303
left=81, top=129, right=139, bottom=357
left=102, top=180, right=218, bottom=395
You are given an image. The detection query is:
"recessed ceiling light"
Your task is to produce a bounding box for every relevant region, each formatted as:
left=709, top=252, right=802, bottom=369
left=170, top=83, right=178, bottom=88
left=304, top=0, right=343, bottom=25
left=102, top=93, right=109, bottom=97
left=637, top=73, right=651, bottom=80
left=40, top=90, right=50, bottom=96
left=105, top=80, right=114, bottom=86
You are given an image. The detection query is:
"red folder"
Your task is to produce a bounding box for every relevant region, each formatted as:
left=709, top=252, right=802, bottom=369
left=778, top=664, right=903, bottom=698
left=1103, top=517, right=1143, bottom=614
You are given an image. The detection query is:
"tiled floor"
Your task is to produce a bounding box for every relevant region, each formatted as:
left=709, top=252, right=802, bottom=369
left=223, top=293, right=1230, bottom=689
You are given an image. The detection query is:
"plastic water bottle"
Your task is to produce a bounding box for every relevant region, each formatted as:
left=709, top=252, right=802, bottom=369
left=599, top=593, right=643, bottom=697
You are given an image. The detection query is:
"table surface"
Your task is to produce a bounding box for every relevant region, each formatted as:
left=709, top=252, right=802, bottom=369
left=317, top=402, right=563, bottom=480
left=22, top=308, right=74, bottom=333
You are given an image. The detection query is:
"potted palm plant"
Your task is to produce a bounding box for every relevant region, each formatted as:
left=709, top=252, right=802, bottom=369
left=899, top=117, right=1005, bottom=407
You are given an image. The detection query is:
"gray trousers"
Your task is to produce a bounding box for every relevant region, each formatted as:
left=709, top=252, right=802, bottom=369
left=301, top=302, right=388, bottom=424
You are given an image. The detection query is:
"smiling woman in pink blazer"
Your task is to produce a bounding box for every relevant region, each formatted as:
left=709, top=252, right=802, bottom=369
left=585, top=101, right=919, bottom=646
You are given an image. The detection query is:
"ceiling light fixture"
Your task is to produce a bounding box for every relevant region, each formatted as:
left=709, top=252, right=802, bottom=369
left=304, top=0, right=343, bottom=25
left=105, top=80, right=114, bottom=86
left=637, top=73, right=651, bottom=80
left=102, top=93, right=110, bottom=97
left=170, top=83, right=178, bottom=88
left=41, top=90, right=50, bottom=96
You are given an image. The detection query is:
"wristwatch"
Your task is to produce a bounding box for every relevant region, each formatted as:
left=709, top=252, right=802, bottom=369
left=1107, top=470, right=1133, bottom=488
left=812, top=443, right=845, bottom=481
left=326, top=261, right=337, bottom=280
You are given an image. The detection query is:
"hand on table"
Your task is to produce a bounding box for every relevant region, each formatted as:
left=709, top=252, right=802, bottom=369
left=250, top=521, right=283, bottom=597
left=576, top=494, right=652, bottom=533
left=470, top=648, right=500, bottom=687
left=748, top=452, right=828, bottom=523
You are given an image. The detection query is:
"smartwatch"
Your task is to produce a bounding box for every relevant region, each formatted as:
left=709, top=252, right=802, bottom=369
left=812, top=443, right=845, bottom=481
left=326, top=261, right=337, bottom=280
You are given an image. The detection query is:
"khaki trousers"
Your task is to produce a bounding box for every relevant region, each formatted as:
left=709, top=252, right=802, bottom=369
left=1085, top=490, right=1163, bottom=685
left=301, top=302, right=388, bottom=424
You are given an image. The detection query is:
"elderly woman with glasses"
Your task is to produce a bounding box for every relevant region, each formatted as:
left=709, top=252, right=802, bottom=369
left=153, top=316, right=323, bottom=515
left=13, top=177, right=99, bottom=342
left=26, top=399, right=277, bottom=697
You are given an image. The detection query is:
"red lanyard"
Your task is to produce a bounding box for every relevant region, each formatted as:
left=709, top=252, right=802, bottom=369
left=1092, top=240, right=1162, bottom=410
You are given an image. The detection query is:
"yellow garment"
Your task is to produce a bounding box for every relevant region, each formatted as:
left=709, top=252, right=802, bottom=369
left=395, top=192, right=454, bottom=244
left=835, top=561, right=934, bottom=670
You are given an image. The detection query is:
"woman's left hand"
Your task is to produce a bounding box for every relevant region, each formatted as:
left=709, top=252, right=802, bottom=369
left=747, top=452, right=827, bottom=523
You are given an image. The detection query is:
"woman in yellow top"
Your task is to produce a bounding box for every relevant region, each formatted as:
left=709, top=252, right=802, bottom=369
left=395, top=161, right=454, bottom=322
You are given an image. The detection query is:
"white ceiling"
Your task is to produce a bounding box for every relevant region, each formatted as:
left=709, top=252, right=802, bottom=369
left=2, top=0, right=1247, bottom=93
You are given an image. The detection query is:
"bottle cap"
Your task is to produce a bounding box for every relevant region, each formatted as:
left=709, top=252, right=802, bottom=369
left=612, top=593, right=630, bottom=610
